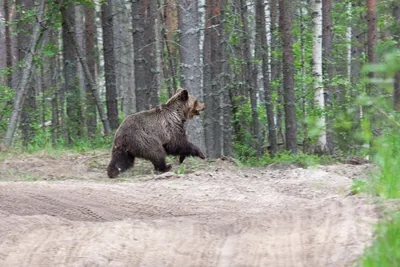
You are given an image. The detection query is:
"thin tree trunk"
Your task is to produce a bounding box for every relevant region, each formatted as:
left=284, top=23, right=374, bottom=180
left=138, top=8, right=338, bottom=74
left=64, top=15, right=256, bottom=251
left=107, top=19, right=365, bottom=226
left=161, top=26, right=177, bottom=93
left=279, top=0, right=297, bottom=153
left=178, top=0, right=206, bottom=154
left=101, top=0, right=119, bottom=130
left=392, top=4, right=400, bottom=110
left=256, top=0, right=277, bottom=156
left=4, top=0, right=12, bottom=88
left=322, top=0, right=334, bottom=155
left=50, top=31, right=59, bottom=147
left=367, top=0, right=377, bottom=97
left=3, top=0, right=48, bottom=147
left=85, top=5, right=97, bottom=137
left=366, top=0, right=377, bottom=150
left=17, top=0, right=36, bottom=147
left=299, top=5, right=309, bottom=153
left=40, top=65, right=46, bottom=129
left=350, top=1, right=364, bottom=98
left=241, top=0, right=261, bottom=157
left=62, top=1, right=84, bottom=144
left=345, top=2, right=352, bottom=104
left=62, top=11, right=111, bottom=137
left=162, top=0, right=178, bottom=96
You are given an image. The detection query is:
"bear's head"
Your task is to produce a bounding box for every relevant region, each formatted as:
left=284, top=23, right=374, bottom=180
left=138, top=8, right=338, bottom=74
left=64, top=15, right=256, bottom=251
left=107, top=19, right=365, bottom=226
left=166, top=88, right=206, bottom=120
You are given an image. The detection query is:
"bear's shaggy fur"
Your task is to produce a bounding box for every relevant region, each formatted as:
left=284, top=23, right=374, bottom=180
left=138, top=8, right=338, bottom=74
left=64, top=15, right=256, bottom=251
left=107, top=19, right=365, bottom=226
left=107, top=88, right=206, bottom=178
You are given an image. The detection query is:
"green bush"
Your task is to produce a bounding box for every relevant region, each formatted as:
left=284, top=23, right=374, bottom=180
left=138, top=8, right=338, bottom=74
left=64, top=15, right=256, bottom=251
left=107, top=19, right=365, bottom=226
left=356, top=213, right=400, bottom=267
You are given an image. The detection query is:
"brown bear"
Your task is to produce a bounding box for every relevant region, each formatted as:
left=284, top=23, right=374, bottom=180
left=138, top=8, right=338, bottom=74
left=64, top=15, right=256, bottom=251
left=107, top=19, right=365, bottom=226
left=106, top=88, right=206, bottom=178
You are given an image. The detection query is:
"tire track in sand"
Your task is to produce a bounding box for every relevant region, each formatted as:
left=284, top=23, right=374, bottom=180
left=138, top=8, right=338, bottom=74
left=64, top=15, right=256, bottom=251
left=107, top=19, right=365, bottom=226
left=0, top=165, right=378, bottom=267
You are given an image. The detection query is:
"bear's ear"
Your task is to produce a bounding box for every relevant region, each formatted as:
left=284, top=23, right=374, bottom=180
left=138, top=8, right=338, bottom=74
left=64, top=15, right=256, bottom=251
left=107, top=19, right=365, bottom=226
left=179, top=89, right=189, bottom=102
left=175, top=88, right=184, bottom=94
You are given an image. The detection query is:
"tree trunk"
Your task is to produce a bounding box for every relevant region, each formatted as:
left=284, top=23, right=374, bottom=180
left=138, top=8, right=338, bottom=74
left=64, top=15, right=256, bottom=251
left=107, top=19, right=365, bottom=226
left=178, top=0, right=206, bottom=154
left=350, top=1, right=364, bottom=97
left=270, top=0, right=284, bottom=146
left=50, top=30, right=59, bottom=147
left=256, top=0, right=277, bottom=156
left=62, top=7, right=111, bottom=137
left=311, top=0, right=326, bottom=154
left=3, top=0, right=48, bottom=147
left=393, top=4, right=400, bottom=110
left=75, top=4, right=86, bottom=118
left=3, top=0, right=12, bottom=88
left=132, top=0, right=159, bottom=111
left=17, top=0, right=36, bottom=147
left=101, top=0, right=119, bottom=130
left=279, top=0, right=297, bottom=153
left=61, top=1, right=84, bottom=144
left=203, top=0, right=225, bottom=158
left=241, top=0, right=261, bottom=157
left=345, top=2, right=352, bottom=104
left=85, top=5, right=98, bottom=137
left=366, top=0, right=377, bottom=96
left=321, top=0, right=334, bottom=155
left=114, top=0, right=136, bottom=116
left=162, top=0, right=178, bottom=97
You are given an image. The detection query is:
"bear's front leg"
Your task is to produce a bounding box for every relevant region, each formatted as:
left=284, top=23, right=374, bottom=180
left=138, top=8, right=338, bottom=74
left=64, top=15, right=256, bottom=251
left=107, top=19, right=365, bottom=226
left=176, top=141, right=206, bottom=164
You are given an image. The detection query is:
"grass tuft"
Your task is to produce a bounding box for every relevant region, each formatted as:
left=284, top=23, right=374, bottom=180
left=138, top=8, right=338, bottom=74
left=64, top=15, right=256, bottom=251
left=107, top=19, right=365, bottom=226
left=356, top=212, right=400, bottom=267
left=238, top=151, right=336, bottom=168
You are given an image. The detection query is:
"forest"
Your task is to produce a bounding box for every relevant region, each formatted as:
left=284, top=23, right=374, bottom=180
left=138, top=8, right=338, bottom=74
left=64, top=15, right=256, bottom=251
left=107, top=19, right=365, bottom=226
left=0, top=0, right=400, bottom=265
left=0, top=0, right=398, bottom=161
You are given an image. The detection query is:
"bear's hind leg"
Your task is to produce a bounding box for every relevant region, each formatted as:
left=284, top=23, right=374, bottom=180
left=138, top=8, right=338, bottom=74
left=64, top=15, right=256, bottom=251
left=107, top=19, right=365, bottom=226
left=141, top=147, right=171, bottom=173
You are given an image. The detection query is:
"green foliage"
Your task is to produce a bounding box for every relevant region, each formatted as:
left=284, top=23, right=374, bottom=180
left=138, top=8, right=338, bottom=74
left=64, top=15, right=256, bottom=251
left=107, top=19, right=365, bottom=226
left=0, top=85, right=15, bottom=133
left=232, top=97, right=267, bottom=158
left=174, top=163, right=186, bottom=175
left=368, top=132, right=400, bottom=199
left=159, top=87, right=170, bottom=104
left=239, top=151, right=335, bottom=168
left=356, top=213, right=400, bottom=267
left=348, top=50, right=400, bottom=199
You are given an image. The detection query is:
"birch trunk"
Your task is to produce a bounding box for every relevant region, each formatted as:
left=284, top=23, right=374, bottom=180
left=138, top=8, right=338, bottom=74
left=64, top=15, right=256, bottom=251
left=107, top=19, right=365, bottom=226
left=256, top=0, right=277, bottom=156
left=311, top=0, right=326, bottom=154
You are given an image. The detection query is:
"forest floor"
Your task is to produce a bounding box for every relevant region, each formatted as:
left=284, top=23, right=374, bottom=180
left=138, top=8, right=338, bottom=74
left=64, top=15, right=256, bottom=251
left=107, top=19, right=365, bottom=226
left=0, top=150, right=387, bottom=266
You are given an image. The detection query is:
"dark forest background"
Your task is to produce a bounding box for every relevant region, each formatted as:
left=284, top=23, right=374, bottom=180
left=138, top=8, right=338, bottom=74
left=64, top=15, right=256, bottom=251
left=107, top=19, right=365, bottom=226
left=0, top=0, right=399, bottom=162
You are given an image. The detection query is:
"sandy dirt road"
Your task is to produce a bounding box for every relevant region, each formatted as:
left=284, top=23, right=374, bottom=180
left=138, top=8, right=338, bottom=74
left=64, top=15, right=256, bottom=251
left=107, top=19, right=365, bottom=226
left=0, top=154, right=379, bottom=267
